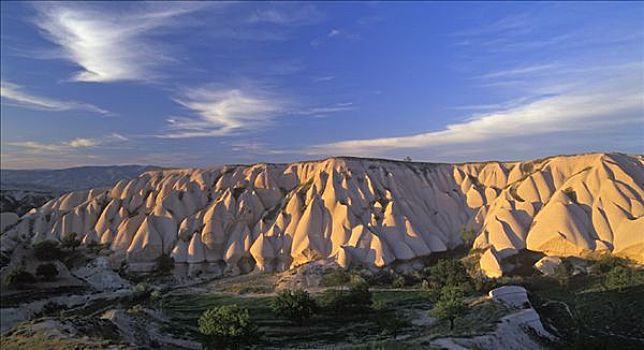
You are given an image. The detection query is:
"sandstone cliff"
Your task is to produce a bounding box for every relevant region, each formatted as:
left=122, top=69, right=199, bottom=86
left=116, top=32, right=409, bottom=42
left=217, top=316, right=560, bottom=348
left=1, top=153, right=642, bottom=275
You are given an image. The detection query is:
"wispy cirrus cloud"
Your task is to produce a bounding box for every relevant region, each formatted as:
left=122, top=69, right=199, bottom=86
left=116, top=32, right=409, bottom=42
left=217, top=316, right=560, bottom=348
left=307, top=62, right=643, bottom=158
left=246, top=4, right=324, bottom=26
left=32, top=2, right=206, bottom=83
left=1, top=80, right=110, bottom=114
left=476, top=64, right=557, bottom=79
left=160, top=85, right=354, bottom=138
left=162, top=87, right=286, bottom=138
left=6, top=133, right=128, bottom=153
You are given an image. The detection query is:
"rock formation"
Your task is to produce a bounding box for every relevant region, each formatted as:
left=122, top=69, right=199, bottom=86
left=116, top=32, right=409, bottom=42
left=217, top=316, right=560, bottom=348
left=1, top=153, right=642, bottom=275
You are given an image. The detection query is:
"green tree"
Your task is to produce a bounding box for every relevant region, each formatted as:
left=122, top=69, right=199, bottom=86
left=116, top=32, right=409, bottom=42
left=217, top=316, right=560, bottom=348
left=155, top=253, right=175, bottom=275
left=460, top=228, right=477, bottom=246
left=271, top=289, right=318, bottom=322
left=33, top=240, right=64, bottom=261
left=430, top=286, right=469, bottom=330
left=320, top=268, right=350, bottom=287
left=319, top=280, right=373, bottom=314
left=605, top=266, right=637, bottom=292
left=5, top=268, right=37, bottom=288
left=198, top=304, right=258, bottom=350
left=392, top=275, right=406, bottom=289
left=377, top=314, right=410, bottom=339
left=595, top=254, right=629, bottom=274
left=426, top=259, right=471, bottom=289
left=61, top=232, right=81, bottom=252
left=36, top=263, right=59, bottom=281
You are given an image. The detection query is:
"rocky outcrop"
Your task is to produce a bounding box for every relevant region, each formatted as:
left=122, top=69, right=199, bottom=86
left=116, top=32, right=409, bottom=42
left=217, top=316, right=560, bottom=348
left=1, top=153, right=642, bottom=274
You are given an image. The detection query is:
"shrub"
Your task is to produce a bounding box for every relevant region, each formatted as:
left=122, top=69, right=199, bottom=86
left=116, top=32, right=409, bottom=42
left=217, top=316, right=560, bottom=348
left=5, top=268, right=37, bottom=287
left=320, top=268, right=351, bottom=287
left=271, top=289, right=318, bottom=322
left=319, top=280, right=373, bottom=314
left=605, top=266, right=639, bottom=292
left=595, top=254, right=629, bottom=274
left=61, top=232, right=81, bottom=252
left=33, top=240, right=64, bottom=261
left=460, top=228, right=477, bottom=246
left=377, top=313, right=410, bottom=339
left=365, top=269, right=395, bottom=286
left=198, top=304, right=258, bottom=349
left=155, top=253, right=175, bottom=275
left=430, top=286, right=469, bottom=330
left=426, top=259, right=471, bottom=290
left=392, top=275, right=406, bottom=289
left=36, top=263, right=59, bottom=281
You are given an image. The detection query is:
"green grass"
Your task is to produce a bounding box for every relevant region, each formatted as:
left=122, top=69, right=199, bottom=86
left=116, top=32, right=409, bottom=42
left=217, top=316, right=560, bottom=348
left=162, top=290, right=434, bottom=348
left=526, top=272, right=644, bottom=349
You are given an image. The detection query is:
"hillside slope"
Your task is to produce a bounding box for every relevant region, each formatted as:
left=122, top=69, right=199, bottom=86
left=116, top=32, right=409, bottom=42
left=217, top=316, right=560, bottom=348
left=0, top=165, right=159, bottom=216
left=1, top=153, right=642, bottom=275
left=0, top=165, right=160, bottom=193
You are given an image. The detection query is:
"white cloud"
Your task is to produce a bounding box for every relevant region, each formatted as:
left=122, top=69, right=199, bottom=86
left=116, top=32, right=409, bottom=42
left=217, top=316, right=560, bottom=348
left=1, top=80, right=109, bottom=114
left=296, top=102, right=354, bottom=116
left=6, top=133, right=128, bottom=154
left=477, top=64, right=557, bottom=79
left=161, top=88, right=285, bottom=138
left=247, top=5, right=324, bottom=26
left=68, top=137, right=99, bottom=148
left=32, top=2, right=204, bottom=82
left=307, top=63, right=643, bottom=158
left=160, top=85, right=354, bottom=138
left=312, top=75, right=335, bottom=82
left=328, top=29, right=341, bottom=37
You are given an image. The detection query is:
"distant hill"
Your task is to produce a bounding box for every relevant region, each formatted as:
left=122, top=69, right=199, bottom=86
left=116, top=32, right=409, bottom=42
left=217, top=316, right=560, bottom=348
left=0, top=165, right=159, bottom=215
left=1, top=165, right=160, bottom=193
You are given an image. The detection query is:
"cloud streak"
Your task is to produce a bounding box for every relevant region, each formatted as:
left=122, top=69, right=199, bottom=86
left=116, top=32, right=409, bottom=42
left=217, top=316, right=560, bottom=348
left=1, top=80, right=109, bottom=114
left=32, top=2, right=205, bottom=82
left=162, top=87, right=285, bottom=138
left=6, top=133, right=128, bottom=153
left=160, top=85, right=354, bottom=138
left=307, top=63, right=643, bottom=157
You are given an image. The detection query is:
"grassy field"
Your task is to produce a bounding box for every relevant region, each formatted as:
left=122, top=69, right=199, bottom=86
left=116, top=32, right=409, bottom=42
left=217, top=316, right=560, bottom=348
left=162, top=289, right=433, bottom=348
left=160, top=287, right=514, bottom=349
left=525, top=272, right=644, bottom=349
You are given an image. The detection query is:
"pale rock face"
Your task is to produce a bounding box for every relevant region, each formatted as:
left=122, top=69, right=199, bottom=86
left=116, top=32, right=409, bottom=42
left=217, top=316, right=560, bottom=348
left=3, top=153, right=643, bottom=275
left=480, top=246, right=504, bottom=278
left=534, top=256, right=562, bottom=276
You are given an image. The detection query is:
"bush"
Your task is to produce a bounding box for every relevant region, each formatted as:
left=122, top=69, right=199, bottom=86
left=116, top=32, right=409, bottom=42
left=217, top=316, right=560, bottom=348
left=365, top=269, right=395, bottom=286
left=198, top=304, right=258, bottom=349
left=319, top=281, right=373, bottom=314
left=604, top=266, right=639, bottom=291
left=392, top=275, right=406, bottom=289
left=61, top=232, right=81, bottom=252
left=430, top=286, right=469, bottom=330
left=320, top=269, right=351, bottom=287
left=5, top=268, right=37, bottom=287
left=33, top=240, right=64, bottom=261
left=595, top=254, right=630, bottom=274
left=36, top=263, right=59, bottom=281
left=426, top=259, right=471, bottom=290
left=271, top=289, right=318, bottom=322
left=460, top=228, right=477, bottom=246
left=155, top=253, right=175, bottom=275
left=377, top=313, right=410, bottom=339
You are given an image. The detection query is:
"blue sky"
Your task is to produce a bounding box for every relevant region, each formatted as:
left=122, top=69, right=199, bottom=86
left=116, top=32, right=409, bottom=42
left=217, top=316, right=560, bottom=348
left=1, top=1, right=642, bottom=169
